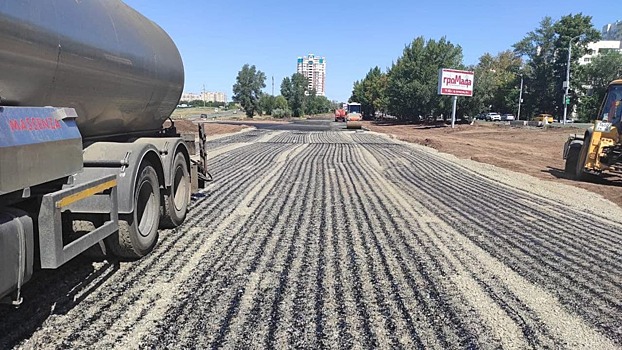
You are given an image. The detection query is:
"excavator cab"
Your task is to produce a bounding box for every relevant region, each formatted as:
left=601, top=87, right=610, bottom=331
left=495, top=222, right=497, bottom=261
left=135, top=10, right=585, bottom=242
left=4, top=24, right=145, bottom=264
left=600, top=85, right=622, bottom=127
left=564, top=80, right=622, bottom=180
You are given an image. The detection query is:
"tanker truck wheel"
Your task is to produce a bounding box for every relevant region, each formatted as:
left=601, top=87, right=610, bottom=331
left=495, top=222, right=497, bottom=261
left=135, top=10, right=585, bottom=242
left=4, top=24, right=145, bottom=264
left=106, top=161, right=160, bottom=259
left=160, top=152, right=190, bottom=229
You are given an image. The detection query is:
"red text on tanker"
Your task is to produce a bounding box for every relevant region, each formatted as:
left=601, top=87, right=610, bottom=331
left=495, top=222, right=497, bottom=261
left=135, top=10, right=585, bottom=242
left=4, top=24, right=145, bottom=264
left=8, top=117, right=62, bottom=132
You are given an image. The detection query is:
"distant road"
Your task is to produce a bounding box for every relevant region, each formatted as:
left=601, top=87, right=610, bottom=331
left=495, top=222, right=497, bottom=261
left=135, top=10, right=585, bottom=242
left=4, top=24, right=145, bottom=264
left=186, top=110, right=240, bottom=120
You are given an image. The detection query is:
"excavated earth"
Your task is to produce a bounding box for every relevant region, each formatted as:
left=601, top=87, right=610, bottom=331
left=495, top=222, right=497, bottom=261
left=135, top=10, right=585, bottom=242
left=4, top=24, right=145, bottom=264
left=1, top=127, right=621, bottom=349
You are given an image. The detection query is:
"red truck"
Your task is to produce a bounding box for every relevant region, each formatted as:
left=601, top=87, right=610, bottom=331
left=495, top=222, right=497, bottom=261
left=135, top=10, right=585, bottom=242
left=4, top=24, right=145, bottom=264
left=334, top=109, right=347, bottom=122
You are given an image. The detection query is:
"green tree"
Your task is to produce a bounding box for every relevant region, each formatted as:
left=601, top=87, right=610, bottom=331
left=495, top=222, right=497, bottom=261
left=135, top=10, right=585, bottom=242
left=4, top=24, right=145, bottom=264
left=455, top=64, right=480, bottom=117
left=232, top=64, right=266, bottom=117
left=349, top=67, right=388, bottom=119
left=330, top=100, right=342, bottom=111
left=317, top=95, right=332, bottom=114
left=259, top=93, right=275, bottom=115
left=280, top=77, right=292, bottom=102
left=514, top=17, right=558, bottom=118
left=514, top=14, right=600, bottom=119
left=305, top=90, right=331, bottom=115
left=552, top=14, right=601, bottom=115
left=469, top=51, right=523, bottom=115
left=271, top=95, right=291, bottom=118
left=385, top=36, right=463, bottom=121
left=281, top=73, right=308, bottom=117
left=274, top=95, right=289, bottom=110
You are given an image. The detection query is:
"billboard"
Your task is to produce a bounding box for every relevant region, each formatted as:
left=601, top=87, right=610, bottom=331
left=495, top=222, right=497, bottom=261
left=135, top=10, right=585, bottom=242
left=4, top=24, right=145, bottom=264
left=438, top=69, right=474, bottom=97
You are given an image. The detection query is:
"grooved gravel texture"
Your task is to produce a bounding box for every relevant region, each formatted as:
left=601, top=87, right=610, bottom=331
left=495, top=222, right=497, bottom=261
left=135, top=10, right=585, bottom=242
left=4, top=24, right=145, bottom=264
left=1, top=129, right=621, bottom=349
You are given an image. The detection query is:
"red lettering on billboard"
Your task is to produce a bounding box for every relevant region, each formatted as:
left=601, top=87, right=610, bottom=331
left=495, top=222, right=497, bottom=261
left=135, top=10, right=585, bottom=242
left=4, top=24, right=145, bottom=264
left=438, top=68, right=475, bottom=97
left=443, top=75, right=472, bottom=88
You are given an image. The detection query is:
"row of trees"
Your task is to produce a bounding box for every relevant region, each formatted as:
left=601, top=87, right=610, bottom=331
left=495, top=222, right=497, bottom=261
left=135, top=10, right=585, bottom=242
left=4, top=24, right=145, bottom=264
left=351, top=14, right=622, bottom=122
left=232, top=64, right=332, bottom=118
left=350, top=37, right=465, bottom=121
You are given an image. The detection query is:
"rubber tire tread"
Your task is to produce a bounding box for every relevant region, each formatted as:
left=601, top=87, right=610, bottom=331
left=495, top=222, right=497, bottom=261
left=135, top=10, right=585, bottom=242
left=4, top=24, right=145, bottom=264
left=574, top=133, right=592, bottom=181
left=160, top=152, right=190, bottom=229
left=106, top=163, right=160, bottom=259
left=564, top=143, right=581, bottom=177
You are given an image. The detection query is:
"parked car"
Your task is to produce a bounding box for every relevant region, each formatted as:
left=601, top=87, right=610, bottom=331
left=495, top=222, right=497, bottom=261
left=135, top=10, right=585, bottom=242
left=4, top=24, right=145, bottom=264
left=501, top=114, right=515, bottom=121
left=533, top=113, right=554, bottom=124
left=486, top=112, right=501, bottom=121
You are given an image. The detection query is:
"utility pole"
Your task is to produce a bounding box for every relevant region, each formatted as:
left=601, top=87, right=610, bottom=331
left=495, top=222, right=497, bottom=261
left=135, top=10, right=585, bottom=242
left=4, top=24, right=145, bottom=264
left=517, top=74, right=523, bottom=120
left=202, top=84, right=206, bottom=108
left=564, top=35, right=581, bottom=125
left=272, top=76, right=274, bottom=96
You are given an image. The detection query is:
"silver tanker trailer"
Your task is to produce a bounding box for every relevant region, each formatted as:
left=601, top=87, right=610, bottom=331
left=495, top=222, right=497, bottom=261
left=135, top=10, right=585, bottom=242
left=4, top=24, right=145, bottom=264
left=0, top=0, right=202, bottom=305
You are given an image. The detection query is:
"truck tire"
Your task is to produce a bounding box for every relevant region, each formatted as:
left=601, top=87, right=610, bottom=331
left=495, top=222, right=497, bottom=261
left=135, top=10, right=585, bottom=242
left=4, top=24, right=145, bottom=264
left=160, top=152, right=190, bottom=229
left=106, top=162, right=160, bottom=259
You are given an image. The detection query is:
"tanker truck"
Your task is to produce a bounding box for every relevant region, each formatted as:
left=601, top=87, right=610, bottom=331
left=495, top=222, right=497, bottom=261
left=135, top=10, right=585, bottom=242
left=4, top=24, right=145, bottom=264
left=0, top=1, right=200, bottom=305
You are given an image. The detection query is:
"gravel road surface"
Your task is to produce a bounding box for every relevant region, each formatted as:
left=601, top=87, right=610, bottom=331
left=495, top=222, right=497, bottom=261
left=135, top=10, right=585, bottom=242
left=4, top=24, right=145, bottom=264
left=1, top=127, right=621, bottom=349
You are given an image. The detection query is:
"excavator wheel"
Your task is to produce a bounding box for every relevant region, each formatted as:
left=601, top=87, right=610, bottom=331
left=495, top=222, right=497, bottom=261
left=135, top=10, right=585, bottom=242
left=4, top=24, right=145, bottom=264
left=565, top=132, right=594, bottom=181
left=564, top=142, right=582, bottom=179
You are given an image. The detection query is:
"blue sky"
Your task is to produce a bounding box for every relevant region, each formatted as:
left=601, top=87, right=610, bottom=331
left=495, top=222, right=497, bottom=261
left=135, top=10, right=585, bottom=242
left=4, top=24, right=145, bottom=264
left=125, top=0, right=615, bottom=102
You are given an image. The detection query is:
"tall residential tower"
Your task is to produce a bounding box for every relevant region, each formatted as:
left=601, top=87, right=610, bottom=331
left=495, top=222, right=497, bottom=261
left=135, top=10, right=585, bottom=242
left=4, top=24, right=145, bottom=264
left=296, top=53, right=326, bottom=96
left=603, top=21, right=622, bottom=41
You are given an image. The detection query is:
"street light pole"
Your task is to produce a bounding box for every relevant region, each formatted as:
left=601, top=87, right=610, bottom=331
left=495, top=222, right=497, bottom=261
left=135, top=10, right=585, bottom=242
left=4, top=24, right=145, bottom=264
left=202, top=84, right=206, bottom=108
left=517, top=74, right=523, bottom=120
left=563, top=35, right=581, bottom=125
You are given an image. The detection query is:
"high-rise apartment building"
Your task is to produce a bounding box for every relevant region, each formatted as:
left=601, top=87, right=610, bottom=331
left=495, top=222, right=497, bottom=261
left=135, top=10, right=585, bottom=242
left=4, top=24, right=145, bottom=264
left=296, top=54, right=326, bottom=96
left=603, top=21, right=622, bottom=41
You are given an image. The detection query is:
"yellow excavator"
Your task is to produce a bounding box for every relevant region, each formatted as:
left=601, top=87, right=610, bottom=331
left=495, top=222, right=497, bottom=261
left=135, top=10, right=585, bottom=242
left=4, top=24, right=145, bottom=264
left=564, top=79, right=622, bottom=180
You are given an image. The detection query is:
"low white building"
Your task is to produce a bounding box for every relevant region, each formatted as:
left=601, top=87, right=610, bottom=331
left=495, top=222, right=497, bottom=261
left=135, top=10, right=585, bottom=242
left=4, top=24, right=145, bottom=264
left=579, top=40, right=621, bottom=65
left=180, top=91, right=227, bottom=103
left=181, top=92, right=201, bottom=101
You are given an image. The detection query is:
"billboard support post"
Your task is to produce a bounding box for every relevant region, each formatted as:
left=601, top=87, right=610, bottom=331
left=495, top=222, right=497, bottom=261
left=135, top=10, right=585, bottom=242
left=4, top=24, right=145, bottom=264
left=451, top=95, right=458, bottom=129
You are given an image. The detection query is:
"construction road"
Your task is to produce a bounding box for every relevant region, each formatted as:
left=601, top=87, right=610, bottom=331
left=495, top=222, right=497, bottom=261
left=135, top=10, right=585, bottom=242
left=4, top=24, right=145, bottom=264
left=1, top=124, right=622, bottom=349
